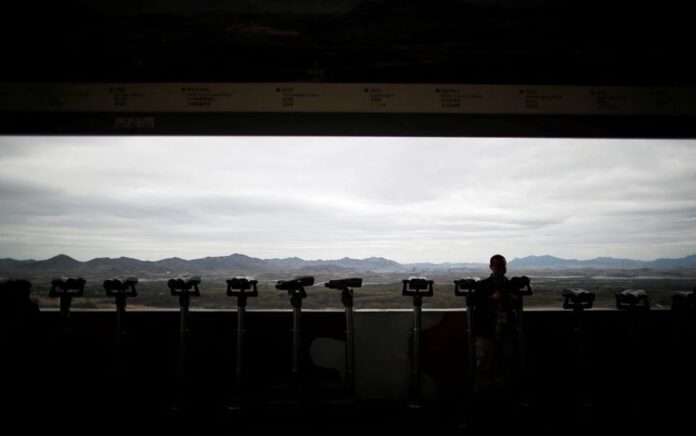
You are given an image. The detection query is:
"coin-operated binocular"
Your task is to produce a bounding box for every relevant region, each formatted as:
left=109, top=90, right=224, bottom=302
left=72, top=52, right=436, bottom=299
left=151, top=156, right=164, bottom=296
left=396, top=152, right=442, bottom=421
left=168, top=276, right=201, bottom=376
left=326, top=278, right=363, bottom=393
left=226, top=277, right=258, bottom=409
left=615, top=289, right=649, bottom=311
left=326, top=278, right=362, bottom=308
left=103, top=277, right=138, bottom=364
left=50, top=277, right=86, bottom=334
left=168, top=277, right=201, bottom=302
left=104, top=277, right=138, bottom=299
left=509, top=276, right=533, bottom=297
left=671, top=287, right=695, bottom=311
left=561, top=288, right=595, bottom=337
left=276, top=276, right=314, bottom=380
left=614, top=288, right=651, bottom=388
left=402, top=277, right=434, bottom=299
left=402, top=277, right=434, bottom=408
left=454, top=278, right=478, bottom=296
left=226, top=277, right=258, bottom=305
left=276, top=276, right=313, bottom=306
left=562, top=288, right=595, bottom=310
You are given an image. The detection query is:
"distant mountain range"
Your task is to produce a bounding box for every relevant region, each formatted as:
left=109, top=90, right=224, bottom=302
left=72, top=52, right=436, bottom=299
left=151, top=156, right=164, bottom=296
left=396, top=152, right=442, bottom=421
left=1, top=253, right=696, bottom=278
left=0, top=253, right=404, bottom=278
left=508, top=254, right=696, bottom=269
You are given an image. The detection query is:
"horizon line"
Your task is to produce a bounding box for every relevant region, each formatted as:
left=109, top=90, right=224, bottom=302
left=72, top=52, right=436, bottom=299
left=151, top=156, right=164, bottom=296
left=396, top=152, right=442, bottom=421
left=3, top=252, right=695, bottom=265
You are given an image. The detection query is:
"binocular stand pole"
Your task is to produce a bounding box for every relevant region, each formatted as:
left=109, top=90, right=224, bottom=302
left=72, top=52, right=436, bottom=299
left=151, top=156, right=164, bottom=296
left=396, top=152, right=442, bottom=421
left=411, top=294, right=423, bottom=409
left=275, top=276, right=313, bottom=406
left=402, top=277, right=434, bottom=409
left=453, top=280, right=478, bottom=395
left=574, top=308, right=588, bottom=406
left=342, top=288, right=356, bottom=394
left=48, top=277, right=86, bottom=404
left=670, top=287, right=695, bottom=371
left=175, top=291, right=193, bottom=411
left=616, top=289, right=650, bottom=340
left=325, top=278, right=362, bottom=401
left=234, top=296, right=247, bottom=407
left=60, top=296, right=72, bottom=335
left=226, top=277, right=258, bottom=410
left=50, top=278, right=86, bottom=337
left=512, top=280, right=533, bottom=407
left=290, top=291, right=304, bottom=382
left=116, top=295, right=126, bottom=361
left=104, top=278, right=138, bottom=370
left=168, top=277, right=201, bottom=411
left=179, top=294, right=191, bottom=376
left=467, top=295, right=476, bottom=394
left=573, top=307, right=588, bottom=408
left=221, top=294, right=249, bottom=410
left=562, top=288, right=596, bottom=408
left=172, top=291, right=192, bottom=412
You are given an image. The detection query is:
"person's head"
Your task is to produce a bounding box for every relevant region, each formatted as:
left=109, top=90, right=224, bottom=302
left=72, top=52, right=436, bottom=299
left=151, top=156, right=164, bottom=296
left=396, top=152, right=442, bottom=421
left=489, top=254, right=507, bottom=278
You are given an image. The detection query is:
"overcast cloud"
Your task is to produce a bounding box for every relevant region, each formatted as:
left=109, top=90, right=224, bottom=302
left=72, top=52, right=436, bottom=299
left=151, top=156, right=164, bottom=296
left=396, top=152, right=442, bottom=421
left=0, top=136, right=694, bottom=263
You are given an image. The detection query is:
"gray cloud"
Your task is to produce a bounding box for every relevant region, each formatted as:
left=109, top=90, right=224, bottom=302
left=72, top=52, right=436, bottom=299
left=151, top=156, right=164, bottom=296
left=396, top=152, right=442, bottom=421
left=0, top=136, right=694, bottom=262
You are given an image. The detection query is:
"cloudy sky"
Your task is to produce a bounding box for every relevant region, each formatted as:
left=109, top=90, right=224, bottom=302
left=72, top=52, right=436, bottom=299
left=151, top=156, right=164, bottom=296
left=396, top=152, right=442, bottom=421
left=0, top=136, right=694, bottom=263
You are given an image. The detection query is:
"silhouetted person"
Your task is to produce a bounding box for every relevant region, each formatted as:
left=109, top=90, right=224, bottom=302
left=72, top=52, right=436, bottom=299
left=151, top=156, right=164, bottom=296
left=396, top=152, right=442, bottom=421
left=0, top=279, right=41, bottom=429
left=473, top=254, right=518, bottom=395
left=0, top=279, right=39, bottom=346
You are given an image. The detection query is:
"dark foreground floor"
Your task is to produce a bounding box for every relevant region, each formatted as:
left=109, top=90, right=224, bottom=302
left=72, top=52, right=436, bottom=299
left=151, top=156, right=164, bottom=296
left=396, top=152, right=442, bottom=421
left=2, top=309, right=694, bottom=434
left=3, top=389, right=691, bottom=436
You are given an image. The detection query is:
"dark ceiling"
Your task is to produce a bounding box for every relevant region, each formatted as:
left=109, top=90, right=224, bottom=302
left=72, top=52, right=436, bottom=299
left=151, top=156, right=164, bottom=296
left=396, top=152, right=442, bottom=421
left=1, top=1, right=694, bottom=136
left=3, top=0, right=693, bottom=85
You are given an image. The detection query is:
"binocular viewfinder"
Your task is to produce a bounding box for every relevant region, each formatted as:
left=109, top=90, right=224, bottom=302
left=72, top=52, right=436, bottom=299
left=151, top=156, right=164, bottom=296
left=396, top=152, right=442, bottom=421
left=453, top=278, right=478, bottom=296
left=226, top=277, right=258, bottom=297
left=402, top=277, right=434, bottom=297
left=671, top=287, right=695, bottom=311
left=615, top=289, right=649, bottom=310
left=325, top=278, right=363, bottom=290
left=276, top=276, right=314, bottom=294
left=168, top=276, right=201, bottom=296
left=562, top=288, right=595, bottom=310
left=103, top=277, right=138, bottom=297
left=50, top=277, right=86, bottom=297
left=509, top=276, right=533, bottom=296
